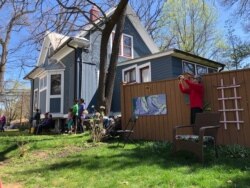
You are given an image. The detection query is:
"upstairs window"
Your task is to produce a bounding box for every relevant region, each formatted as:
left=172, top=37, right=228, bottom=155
left=123, top=34, right=133, bottom=57
left=111, top=32, right=133, bottom=58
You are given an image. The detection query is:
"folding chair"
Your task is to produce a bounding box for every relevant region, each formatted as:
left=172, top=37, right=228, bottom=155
left=117, top=115, right=138, bottom=147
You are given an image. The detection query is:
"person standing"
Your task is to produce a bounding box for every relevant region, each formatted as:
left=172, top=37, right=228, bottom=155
left=34, top=109, right=41, bottom=126
left=0, top=114, right=6, bottom=132
left=78, top=98, right=86, bottom=133
left=178, top=74, right=204, bottom=124
left=72, top=99, right=79, bottom=133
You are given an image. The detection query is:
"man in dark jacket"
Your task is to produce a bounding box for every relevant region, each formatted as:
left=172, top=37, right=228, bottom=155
left=36, top=113, right=53, bottom=134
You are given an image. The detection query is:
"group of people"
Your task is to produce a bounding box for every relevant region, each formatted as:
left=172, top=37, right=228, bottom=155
left=178, top=73, right=204, bottom=124
left=31, top=109, right=53, bottom=134
left=0, top=114, right=6, bottom=132
left=63, top=98, right=86, bottom=134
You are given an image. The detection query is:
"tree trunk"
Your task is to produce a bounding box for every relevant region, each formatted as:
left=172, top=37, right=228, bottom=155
left=105, top=7, right=127, bottom=115
left=97, top=0, right=129, bottom=113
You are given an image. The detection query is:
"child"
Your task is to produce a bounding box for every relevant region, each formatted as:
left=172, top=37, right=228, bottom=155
left=67, top=108, right=74, bottom=134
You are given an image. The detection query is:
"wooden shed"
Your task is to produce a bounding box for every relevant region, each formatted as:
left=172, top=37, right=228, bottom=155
left=121, top=68, right=250, bottom=147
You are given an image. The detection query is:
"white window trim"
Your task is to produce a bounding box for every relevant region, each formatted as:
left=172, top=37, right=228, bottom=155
left=182, top=60, right=211, bottom=75
left=47, top=70, right=64, bottom=114
left=122, top=62, right=151, bottom=83
left=122, top=65, right=137, bottom=83
left=39, top=75, right=47, bottom=92
left=110, top=32, right=134, bottom=59
left=122, top=33, right=134, bottom=58
left=33, top=89, right=39, bottom=112
left=196, top=64, right=208, bottom=75
left=137, top=62, right=151, bottom=83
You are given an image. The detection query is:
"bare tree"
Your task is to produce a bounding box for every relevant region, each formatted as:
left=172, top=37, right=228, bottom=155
left=223, top=21, right=250, bottom=70
left=0, top=0, right=39, bottom=92
left=0, top=80, right=30, bottom=124
left=106, top=0, right=165, bottom=40
left=220, top=0, right=250, bottom=32
left=52, top=0, right=129, bottom=114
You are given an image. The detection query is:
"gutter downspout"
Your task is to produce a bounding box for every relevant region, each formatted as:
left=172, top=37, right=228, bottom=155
left=219, top=64, right=225, bottom=72
left=67, top=41, right=78, bottom=100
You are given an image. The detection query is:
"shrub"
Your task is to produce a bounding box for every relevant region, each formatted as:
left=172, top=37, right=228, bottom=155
left=219, top=144, right=250, bottom=159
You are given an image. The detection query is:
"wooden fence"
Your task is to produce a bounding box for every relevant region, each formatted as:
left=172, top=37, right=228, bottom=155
left=121, top=68, right=250, bottom=147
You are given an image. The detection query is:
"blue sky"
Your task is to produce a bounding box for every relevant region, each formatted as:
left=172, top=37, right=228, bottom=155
left=3, top=1, right=249, bottom=85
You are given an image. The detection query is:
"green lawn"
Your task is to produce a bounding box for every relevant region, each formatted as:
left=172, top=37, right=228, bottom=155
left=0, top=131, right=249, bottom=188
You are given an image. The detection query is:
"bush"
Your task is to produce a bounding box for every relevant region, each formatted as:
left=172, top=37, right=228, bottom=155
left=219, top=144, right=250, bottom=159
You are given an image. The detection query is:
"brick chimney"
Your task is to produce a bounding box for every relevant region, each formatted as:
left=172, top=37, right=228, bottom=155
left=90, top=6, right=100, bottom=22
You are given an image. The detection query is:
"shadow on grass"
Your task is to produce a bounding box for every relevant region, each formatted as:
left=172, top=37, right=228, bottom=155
left=10, top=139, right=250, bottom=187
left=0, top=144, right=18, bottom=161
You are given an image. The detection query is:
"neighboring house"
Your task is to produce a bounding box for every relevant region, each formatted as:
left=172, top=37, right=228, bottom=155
left=111, top=48, right=225, bottom=112
left=24, top=5, right=159, bottom=126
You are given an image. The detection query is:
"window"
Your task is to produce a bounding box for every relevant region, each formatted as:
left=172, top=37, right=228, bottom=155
left=124, top=68, right=136, bottom=83
left=40, top=76, right=47, bottom=90
left=110, top=32, right=133, bottom=58
left=182, top=60, right=217, bottom=75
left=33, top=89, right=38, bottom=111
left=208, top=68, right=217, bottom=73
left=183, top=61, right=195, bottom=75
left=140, top=66, right=150, bottom=82
left=122, top=63, right=151, bottom=83
left=196, top=65, right=208, bottom=75
left=123, top=34, right=132, bottom=57
left=50, top=74, right=61, bottom=95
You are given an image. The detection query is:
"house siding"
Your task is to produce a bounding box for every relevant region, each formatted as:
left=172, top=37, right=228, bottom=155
left=150, top=56, right=173, bottom=80
left=62, top=51, right=75, bottom=114
left=111, top=56, right=173, bottom=113
left=81, top=62, right=98, bottom=108
left=171, top=56, right=184, bottom=77
left=50, top=98, right=61, bottom=113
left=39, top=90, right=46, bottom=113
left=32, top=78, right=39, bottom=116
left=79, top=17, right=153, bottom=111
left=122, top=17, right=152, bottom=59
left=34, top=78, right=39, bottom=90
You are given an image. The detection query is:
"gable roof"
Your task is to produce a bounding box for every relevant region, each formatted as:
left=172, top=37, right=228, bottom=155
left=24, top=32, right=89, bottom=80
left=77, top=4, right=159, bottom=54
left=37, top=32, right=70, bottom=67
left=117, top=48, right=225, bottom=70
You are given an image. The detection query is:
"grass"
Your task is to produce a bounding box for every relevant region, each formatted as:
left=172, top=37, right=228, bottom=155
left=0, top=130, right=249, bottom=188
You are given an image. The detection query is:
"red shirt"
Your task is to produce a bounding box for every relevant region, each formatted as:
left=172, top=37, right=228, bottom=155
left=179, top=79, right=204, bottom=109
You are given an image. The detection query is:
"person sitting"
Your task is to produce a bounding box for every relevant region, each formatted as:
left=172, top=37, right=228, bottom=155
left=36, top=113, right=53, bottom=134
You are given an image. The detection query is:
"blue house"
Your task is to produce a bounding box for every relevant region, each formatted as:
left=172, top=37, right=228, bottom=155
left=112, top=49, right=225, bottom=112
left=24, top=5, right=159, bottom=126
